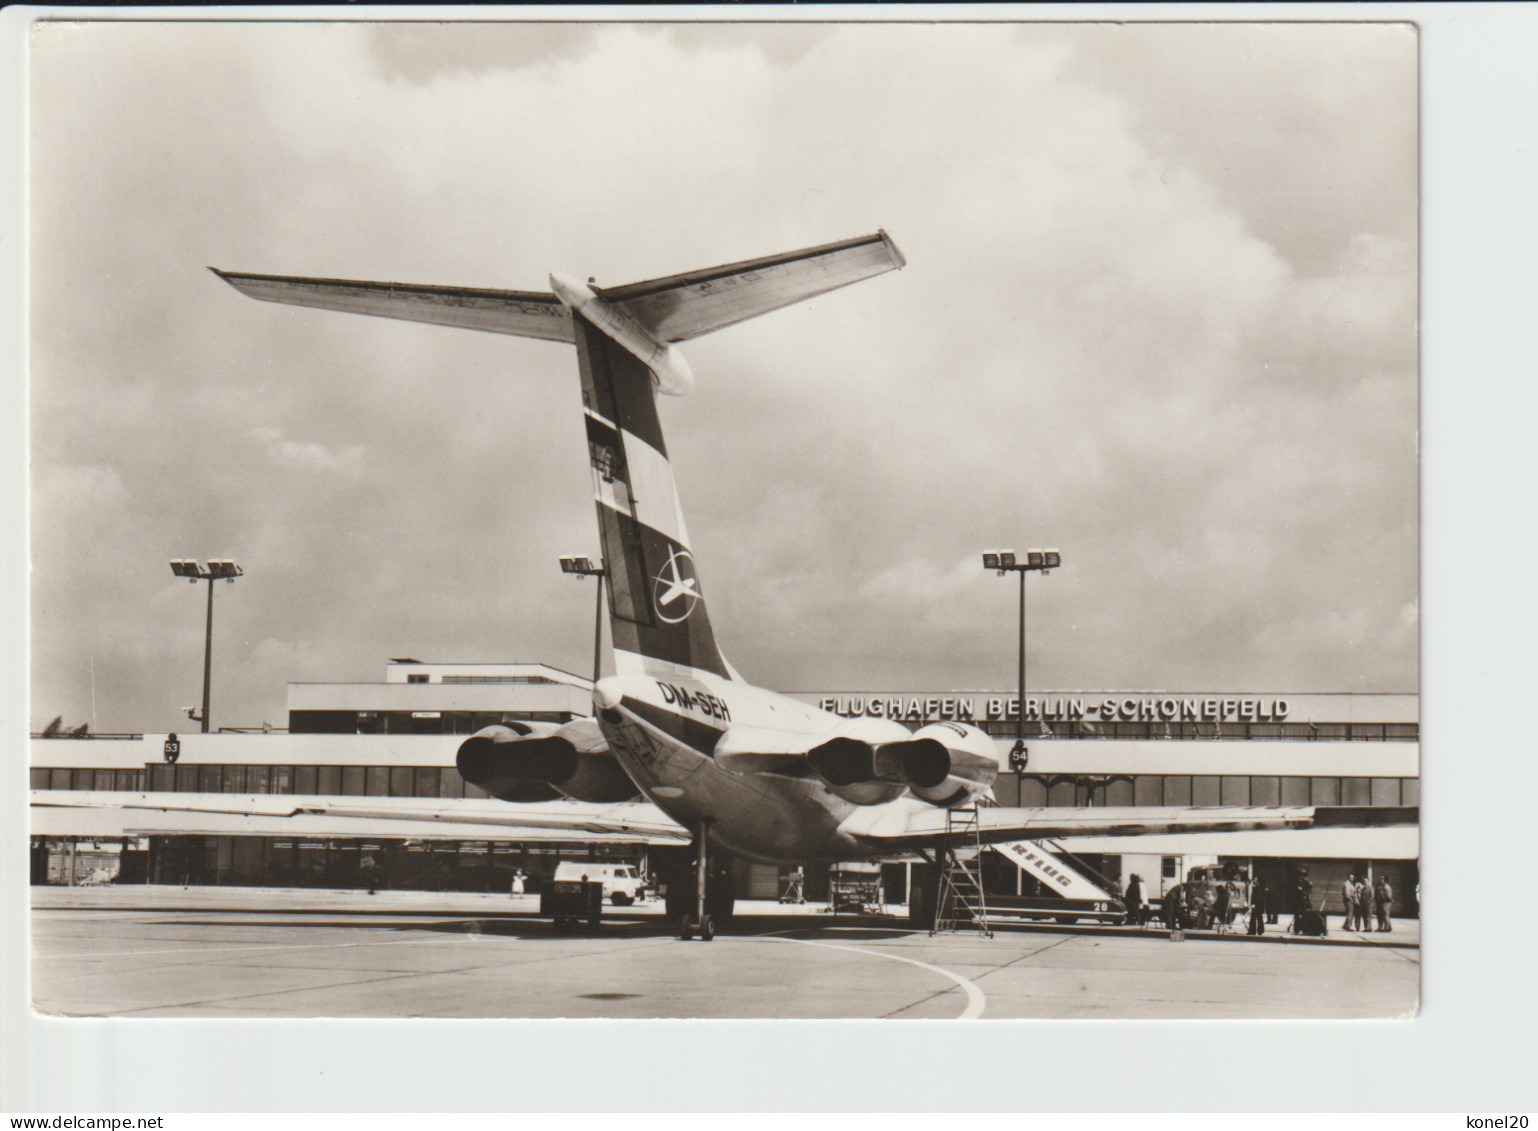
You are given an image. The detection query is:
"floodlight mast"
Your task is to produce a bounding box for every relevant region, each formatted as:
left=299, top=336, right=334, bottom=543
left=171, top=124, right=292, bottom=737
left=559, top=556, right=607, bottom=685
left=169, top=559, right=243, bottom=733
left=981, top=548, right=1061, bottom=756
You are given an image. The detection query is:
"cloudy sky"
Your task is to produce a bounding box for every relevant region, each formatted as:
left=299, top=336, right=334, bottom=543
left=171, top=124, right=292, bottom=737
left=26, top=18, right=1419, bottom=734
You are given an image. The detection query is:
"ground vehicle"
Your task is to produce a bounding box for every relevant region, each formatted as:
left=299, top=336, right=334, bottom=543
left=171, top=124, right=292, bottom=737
left=828, top=862, right=885, bottom=913
left=1181, top=863, right=1250, bottom=930
left=553, top=862, right=645, bottom=906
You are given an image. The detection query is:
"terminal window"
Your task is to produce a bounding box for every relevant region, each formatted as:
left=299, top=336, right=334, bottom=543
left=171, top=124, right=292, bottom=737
left=35, top=763, right=1423, bottom=810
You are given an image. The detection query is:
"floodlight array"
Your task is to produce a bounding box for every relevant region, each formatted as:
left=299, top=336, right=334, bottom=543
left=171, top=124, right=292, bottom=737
left=981, top=548, right=1060, bottom=574
left=168, top=559, right=244, bottom=582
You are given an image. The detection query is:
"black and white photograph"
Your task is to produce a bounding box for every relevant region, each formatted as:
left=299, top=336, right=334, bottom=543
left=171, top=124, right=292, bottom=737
left=4, top=4, right=1529, bottom=1116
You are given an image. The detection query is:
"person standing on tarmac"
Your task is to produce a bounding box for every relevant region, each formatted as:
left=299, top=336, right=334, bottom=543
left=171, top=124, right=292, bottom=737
left=1163, top=882, right=1185, bottom=931
left=1376, top=876, right=1394, bottom=932
left=1341, top=874, right=1358, bottom=933
left=1247, top=876, right=1265, bottom=936
left=1124, top=873, right=1146, bottom=926
left=1259, top=875, right=1278, bottom=924
left=1292, top=867, right=1313, bottom=932
left=1357, top=874, right=1375, bottom=932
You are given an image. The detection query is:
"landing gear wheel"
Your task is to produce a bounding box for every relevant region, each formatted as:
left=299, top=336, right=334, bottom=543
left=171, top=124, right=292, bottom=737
left=680, top=915, right=695, bottom=941
left=686, top=817, right=714, bottom=943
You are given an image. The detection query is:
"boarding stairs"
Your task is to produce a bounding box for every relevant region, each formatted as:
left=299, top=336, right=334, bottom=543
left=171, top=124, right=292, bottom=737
left=962, top=795, right=1126, bottom=923
left=931, top=806, right=992, bottom=937
left=991, top=839, right=1122, bottom=900
left=987, top=837, right=1127, bottom=923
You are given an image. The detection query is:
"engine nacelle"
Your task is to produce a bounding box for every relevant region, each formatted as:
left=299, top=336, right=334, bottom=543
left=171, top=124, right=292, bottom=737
left=456, top=718, right=638, bottom=803
left=806, top=719, right=1001, bottom=808
left=805, top=717, right=912, bottom=805
left=551, top=716, right=641, bottom=802
left=905, top=721, right=1002, bottom=806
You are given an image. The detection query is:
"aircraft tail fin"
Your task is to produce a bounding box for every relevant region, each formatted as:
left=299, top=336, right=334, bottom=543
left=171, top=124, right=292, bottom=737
left=558, top=232, right=904, bottom=683
left=573, top=311, right=732, bottom=680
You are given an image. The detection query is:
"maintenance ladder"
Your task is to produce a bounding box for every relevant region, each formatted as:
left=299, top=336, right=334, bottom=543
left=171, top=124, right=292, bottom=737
left=930, top=806, right=992, bottom=937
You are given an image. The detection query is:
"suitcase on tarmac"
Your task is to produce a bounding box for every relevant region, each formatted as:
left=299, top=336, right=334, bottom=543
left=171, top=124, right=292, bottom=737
left=1295, top=909, right=1328, bottom=936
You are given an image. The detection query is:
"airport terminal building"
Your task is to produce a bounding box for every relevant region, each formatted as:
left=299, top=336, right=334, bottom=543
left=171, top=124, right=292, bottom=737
left=790, top=687, right=1419, bottom=914
left=31, top=659, right=1419, bottom=915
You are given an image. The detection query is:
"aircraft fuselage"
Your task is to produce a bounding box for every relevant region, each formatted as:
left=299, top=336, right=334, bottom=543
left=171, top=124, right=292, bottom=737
left=593, top=671, right=867, bottom=864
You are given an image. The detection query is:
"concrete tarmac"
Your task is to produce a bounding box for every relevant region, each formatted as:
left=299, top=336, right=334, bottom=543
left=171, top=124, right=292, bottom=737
left=30, top=886, right=1419, bottom=1020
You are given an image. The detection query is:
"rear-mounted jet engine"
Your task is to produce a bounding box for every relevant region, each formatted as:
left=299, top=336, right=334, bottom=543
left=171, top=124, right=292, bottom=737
left=456, top=718, right=638, bottom=803
left=804, top=717, right=1001, bottom=807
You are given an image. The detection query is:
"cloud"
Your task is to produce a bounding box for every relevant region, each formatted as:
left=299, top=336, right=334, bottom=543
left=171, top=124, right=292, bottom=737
left=249, top=425, right=366, bottom=478
left=1048, top=22, right=1418, bottom=275
left=364, top=23, right=603, bottom=84
left=26, top=21, right=1418, bottom=729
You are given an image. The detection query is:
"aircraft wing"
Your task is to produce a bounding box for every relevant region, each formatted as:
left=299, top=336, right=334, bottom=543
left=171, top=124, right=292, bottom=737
left=837, top=802, right=1418, bottom=852
left=600, top=230, right=905, bottom=342
left=209, top=269, right=575, bottom=342
left=30, top=791, right=690, bottom=844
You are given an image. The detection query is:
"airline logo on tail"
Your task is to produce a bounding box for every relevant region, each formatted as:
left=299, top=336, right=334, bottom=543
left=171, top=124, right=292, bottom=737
left=652, top=547, right=701, bottom=624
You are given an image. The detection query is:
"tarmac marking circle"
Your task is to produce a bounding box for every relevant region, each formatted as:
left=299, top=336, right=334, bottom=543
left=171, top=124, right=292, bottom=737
left=750, top=933, right=986, bottom=1020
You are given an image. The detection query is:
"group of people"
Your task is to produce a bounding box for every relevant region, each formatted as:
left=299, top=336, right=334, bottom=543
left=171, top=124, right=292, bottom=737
left=1132, top=866, right=1396, bottom=937
left=1341, top=872, right=1394, bottom=932
left=1126, top=875, right=1207, bottom=933
left=1136, top=871, right=1273, bottom=935
left=1245, top=876, right=1280, bottom=935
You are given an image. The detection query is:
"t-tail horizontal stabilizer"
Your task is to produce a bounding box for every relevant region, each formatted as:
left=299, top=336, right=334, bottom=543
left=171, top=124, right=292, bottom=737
left=210, top=229, right=905, bottom=396
left=208, top=268, right=576, bottom=342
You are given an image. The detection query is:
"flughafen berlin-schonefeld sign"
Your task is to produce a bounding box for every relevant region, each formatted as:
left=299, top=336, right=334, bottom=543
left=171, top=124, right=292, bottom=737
left=813, top=694, right=1295, bottom=725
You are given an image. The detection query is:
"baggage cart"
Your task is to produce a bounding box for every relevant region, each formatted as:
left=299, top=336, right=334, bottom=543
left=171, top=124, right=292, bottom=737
left=541, top=879, right=603, bottom=932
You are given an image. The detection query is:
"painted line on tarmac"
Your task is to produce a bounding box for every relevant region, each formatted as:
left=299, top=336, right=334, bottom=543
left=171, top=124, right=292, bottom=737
left=749, top=933, right=986, bottom=1020
left=35, top=929, right=485, bottom=962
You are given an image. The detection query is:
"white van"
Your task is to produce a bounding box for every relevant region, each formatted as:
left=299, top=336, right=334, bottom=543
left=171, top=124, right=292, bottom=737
left=553, top=862, right=645, bottom=906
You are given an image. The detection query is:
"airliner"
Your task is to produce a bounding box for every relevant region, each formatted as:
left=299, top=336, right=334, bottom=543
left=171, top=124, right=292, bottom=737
left=36, top=232, right=1411, bottom=939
